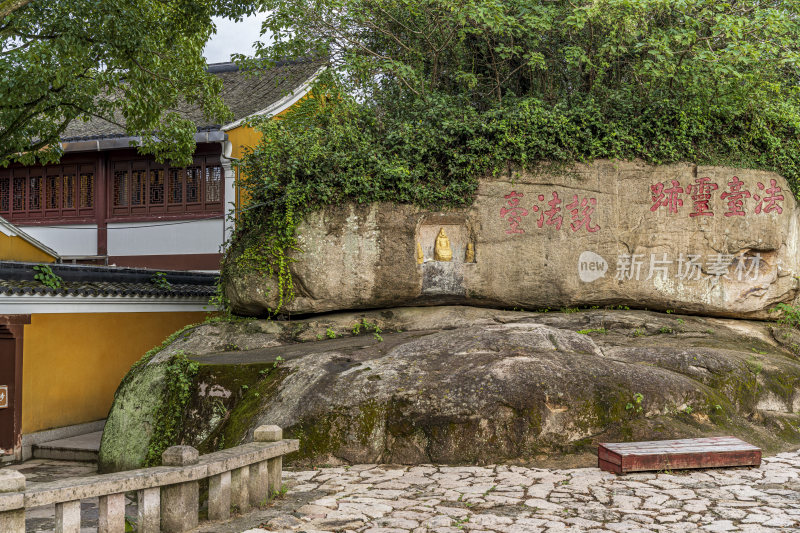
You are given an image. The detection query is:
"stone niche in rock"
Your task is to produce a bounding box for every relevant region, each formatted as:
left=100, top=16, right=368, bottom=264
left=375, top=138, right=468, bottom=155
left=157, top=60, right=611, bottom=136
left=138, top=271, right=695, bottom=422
left=417, top=214, right=476, bottom=297
left=226, top=160, right=800, bottom=318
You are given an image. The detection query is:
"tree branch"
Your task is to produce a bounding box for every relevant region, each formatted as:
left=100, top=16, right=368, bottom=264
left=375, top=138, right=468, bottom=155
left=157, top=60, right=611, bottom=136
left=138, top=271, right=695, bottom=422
left=0, top=0, right=32, bottom=19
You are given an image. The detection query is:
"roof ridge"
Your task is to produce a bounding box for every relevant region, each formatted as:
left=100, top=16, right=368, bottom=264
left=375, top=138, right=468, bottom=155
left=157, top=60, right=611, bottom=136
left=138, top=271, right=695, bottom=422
left=206, top=57, right=323, bottom=74
left=60, top=58, right=326, bottom=144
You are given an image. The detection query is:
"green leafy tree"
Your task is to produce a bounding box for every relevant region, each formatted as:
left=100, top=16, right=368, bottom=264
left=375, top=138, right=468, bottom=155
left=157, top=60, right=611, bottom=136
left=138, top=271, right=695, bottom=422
left=252, top=0, right=800, bottom=111
left=1, top=0, right=257, bottom=166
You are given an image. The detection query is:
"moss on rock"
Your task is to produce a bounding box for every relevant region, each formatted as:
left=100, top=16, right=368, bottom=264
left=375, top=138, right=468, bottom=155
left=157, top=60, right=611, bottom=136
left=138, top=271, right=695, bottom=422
left=100, top=307, right=800, bottom=471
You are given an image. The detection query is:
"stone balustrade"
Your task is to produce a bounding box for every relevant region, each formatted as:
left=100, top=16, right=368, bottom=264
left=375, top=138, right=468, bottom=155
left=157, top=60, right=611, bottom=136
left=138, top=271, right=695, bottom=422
left=0, top=425, right=298, bottom=533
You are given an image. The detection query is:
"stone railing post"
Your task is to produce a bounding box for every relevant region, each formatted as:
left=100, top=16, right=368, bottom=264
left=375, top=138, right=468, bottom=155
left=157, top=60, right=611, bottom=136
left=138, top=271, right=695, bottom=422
left=98, top=492, right=125, bottom=533
left=254, top=425, right=284, bottom=500
left=0, top=469, right=25, bottom=533
left=231, top=464, right=250, bottom=512
left=55, top=500, right=80, bottom=533
left=208, top=470, right=231, bottom=521
left=161, top=445, right=199, bottom=533
left=137, top=487, right=160, bottom=533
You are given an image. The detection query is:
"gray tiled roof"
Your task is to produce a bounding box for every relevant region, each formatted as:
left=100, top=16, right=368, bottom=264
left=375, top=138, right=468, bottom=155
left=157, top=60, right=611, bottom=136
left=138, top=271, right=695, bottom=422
left=0, top=279, right=215, bottom=298
left=61, top=58, right=326, bottom=142
left=0, top=262, right=217, bottom=299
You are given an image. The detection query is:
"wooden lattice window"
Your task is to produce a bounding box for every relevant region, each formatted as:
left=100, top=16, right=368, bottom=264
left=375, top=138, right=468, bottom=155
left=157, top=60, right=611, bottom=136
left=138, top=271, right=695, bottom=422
left=205, top=166, right=222, bottom=203
left=168, top=169, right=183, bottom=204
left=29, top=176, right=42, bottom=211
left=0, top=163, right=94, bottom=222
left=131, top=169, right=146, bottom=206
left=46, top=175, right=59, bottom=210
left=113, top=170, right=128, bottom=207
left=0, top=179, right=9, bottom=213
left=62, top=174, right=75, bottom=209
left=79, top=173, right=94, bottom=209
left=109, top=156, right=223, bottom=219
left=186, top=167, right=200, bottom=204
left=12, top=177, right=25, bottom=212
left=149, top=169, right=164, bottom=205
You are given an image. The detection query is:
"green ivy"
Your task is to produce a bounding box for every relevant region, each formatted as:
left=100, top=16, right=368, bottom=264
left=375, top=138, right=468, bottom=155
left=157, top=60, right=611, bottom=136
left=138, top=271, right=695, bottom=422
left=220, top=83, right=800, bottom=317
left=143, top=351, right=199, bottom=466
left=119, top=322, right=201, bottom=391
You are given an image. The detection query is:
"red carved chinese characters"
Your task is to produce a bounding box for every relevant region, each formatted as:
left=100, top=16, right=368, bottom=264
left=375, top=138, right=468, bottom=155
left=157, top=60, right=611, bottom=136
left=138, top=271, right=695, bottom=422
left=566, top=194, right=599, bottom=233
left=720, top=176, right=750, bottom=217
left=543, top=191, right=563, bottom=230
left=650, top=180, right=684, bottom=213
left=500, top=191, right=529, bottom=234
left=686, top=177, right=718, bottom=217
left=533, top=194, right=545, bottom=228
left=522, top=190, right=598, bottom=234
left=753, top=179, right=784, bottom=215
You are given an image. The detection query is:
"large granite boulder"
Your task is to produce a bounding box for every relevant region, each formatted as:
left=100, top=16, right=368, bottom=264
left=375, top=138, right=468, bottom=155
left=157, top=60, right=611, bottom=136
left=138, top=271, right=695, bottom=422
left=100, top=306, right=800, bottom=472
left=226, top=160, right=800, bottom=318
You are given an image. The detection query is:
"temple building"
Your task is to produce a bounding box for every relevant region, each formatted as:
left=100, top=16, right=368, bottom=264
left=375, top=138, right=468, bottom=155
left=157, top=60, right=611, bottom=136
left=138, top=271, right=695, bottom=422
left=0, top=58, right=326, bottom=461
left=0, top=58, right=325, bottom=271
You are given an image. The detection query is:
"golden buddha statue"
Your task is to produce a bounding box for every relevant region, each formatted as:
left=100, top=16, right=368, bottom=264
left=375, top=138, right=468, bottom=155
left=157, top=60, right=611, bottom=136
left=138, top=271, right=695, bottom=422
left=416, top=242, right=424, bottom=264
left=465, top=242, right=474, bottom=263
left=434, top=228, right=453, bottom=262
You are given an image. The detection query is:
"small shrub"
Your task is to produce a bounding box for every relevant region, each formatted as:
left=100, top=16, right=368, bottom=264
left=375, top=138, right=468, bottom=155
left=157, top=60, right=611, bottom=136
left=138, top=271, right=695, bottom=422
left=771, top=303, right=800, bottom=329
left=33, top=264, right=62, bottom=289
left=626, top=392, right=644, bottom=413
left=151, top=271, right=173, bottom=291
left=352, top=318, right=382, bottom=341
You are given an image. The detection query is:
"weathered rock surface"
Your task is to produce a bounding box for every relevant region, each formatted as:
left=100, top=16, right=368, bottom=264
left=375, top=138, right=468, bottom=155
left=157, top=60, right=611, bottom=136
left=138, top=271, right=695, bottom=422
left=100, top=306, right=800, bottom=472
left=226, top=160, right=800, bottom=318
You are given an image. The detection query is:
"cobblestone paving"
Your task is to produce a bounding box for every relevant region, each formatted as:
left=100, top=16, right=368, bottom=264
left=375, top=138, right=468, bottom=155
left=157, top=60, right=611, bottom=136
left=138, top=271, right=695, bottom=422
left=238, top=452, right=800, bottom=533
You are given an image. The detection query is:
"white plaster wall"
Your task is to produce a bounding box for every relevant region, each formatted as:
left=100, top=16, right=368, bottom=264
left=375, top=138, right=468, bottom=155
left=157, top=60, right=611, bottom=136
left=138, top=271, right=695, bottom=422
left=107, top=218, right=224, bottom=256
left=19, top=225, right=98, bottom=256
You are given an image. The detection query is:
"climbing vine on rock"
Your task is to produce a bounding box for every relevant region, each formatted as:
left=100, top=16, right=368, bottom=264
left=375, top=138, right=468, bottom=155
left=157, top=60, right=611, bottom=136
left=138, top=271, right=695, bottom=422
left=144, top=351, right=199, bottom=466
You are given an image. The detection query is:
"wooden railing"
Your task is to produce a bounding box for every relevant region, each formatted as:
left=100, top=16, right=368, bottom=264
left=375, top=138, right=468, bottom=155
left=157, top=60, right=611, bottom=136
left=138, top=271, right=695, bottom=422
left=0, top=425, right=298, bottom=533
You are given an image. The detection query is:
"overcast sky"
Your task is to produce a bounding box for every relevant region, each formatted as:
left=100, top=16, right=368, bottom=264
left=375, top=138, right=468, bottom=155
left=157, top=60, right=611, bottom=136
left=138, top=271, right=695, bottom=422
left=204, top=15, right=268, bottom=64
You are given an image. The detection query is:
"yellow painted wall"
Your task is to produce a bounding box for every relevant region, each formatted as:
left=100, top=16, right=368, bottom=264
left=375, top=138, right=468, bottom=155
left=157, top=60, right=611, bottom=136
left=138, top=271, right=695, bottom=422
left=227, top=125, right=262, bottom=161
left=0, top=234, right=56, bottom=263
left=226, top=125, right=262, bottom=212
left=21, top=311, right=207, bottom=434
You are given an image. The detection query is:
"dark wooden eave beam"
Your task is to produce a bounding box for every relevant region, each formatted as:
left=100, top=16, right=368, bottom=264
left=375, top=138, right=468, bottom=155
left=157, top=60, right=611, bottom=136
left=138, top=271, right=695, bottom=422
left=62, top=130, right=227, bottom=153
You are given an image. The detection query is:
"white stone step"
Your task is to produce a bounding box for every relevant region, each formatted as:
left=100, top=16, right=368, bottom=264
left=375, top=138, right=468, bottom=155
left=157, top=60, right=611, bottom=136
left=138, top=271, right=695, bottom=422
left=32, top=431, right=102, bottom=462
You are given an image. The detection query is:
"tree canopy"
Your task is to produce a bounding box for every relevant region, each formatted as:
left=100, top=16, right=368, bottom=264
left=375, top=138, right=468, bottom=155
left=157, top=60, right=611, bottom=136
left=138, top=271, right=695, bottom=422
left=257, top=0, right=800, bottom=111
left=238, top=0, right=800, bottom=226
left=1, top=0, right=256, bottom=166
left=239, top=0, right=800, bottom=211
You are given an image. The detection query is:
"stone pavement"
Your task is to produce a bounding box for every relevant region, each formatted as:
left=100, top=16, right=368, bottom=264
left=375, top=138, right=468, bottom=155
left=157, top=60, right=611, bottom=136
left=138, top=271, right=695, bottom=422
left=4, top=451, right=800, bottom=532
left=228, top=452, right=800, bottom=533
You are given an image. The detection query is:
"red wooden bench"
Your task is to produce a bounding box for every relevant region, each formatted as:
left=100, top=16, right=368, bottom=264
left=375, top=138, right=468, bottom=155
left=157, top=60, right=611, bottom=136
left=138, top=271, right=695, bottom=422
left=598, top=436, right=761, bottom=474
